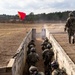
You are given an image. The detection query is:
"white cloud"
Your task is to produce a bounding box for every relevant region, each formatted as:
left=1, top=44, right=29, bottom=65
left=0, top=0, right=75, bottom=15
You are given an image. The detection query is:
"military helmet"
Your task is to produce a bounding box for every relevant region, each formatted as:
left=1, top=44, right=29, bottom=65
left=69, top=12, right=74, bottom=17
left=51, top=60, right=59, bottom=69
left=30, top=47, right=36, bottom=52
left=29, top=44, right=34, bottom=48
left=47, top=43, right=52, bottom=49
left=29, top=66, right=38, bottom=73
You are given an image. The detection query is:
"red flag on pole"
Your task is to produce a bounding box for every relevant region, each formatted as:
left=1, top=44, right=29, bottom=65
left=18, top=11, right=26, bottom=20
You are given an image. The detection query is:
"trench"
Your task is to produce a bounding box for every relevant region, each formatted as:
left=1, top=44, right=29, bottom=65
left=11, top=28, right=75, bottom=75
left=0, top=26, right=75, bottom=75
left=23, top=38, right=45, bottom=75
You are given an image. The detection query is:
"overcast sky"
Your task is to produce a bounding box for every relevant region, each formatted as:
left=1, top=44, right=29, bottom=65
left=0, top=0, right=75, bottom=15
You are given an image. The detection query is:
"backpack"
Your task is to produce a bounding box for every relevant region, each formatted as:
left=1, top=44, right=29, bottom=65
left=30, top=53, right=38, bottom=63
left=43, top=49, right=54, bottom=61
left=44, top=51, right=52, bottom=62
left=45, top=52, right=50, bottom=60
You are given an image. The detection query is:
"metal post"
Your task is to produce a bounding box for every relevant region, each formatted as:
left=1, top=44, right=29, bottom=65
left=32, top=29, right=36, bottom=40
left=41, top=28, right=46, bottom=40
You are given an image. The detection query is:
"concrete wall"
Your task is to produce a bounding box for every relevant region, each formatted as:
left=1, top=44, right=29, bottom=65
left=41, top=28, right=46, bottom=40
left=12, top=29, right=32, bottom=75
left=46, top=29, right=75, bottom=75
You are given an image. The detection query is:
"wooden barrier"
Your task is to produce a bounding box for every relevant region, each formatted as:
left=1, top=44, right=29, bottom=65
left=46, top=28, right=75, bottom=75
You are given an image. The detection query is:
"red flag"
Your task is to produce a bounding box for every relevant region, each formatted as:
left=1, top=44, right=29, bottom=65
left=18, top=11, right=26, bottom=20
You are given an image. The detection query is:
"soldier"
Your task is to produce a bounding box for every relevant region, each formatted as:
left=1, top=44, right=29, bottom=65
left=65, top=12, right=75, bottom=44
left=28, top=39, right=36, bottom=48
left=41, top=37, right=52, bottom=50
left=42, top=49, right=54, bottom=64
left=27, top=45, right=36, bottom=55
left=46, top=43, right=52, bottom=49
left=51, top=60, right=67, bottom=75
left=27, top=45, right=35, bottom=55
left=27, top=48, right=39, bottom=67
left=29, top=66, right=45, bottom=75
left=27, top=39, right=36, bottom=55
left=42, top=37, right=49, bottom=45
left=41, top=43, right=47, bottom=51
left=42, top=49, right=54, bottom=75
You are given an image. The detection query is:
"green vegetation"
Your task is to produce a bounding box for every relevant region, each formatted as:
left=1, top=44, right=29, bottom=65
left=0, top=11, right=75, bottom=23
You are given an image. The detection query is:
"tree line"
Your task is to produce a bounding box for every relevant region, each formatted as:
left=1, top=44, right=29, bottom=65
left=0, top=11, right=75, bottom=23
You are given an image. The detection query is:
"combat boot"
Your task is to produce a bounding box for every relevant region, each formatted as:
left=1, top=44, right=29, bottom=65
left=72, top=39, right=74, bottom=44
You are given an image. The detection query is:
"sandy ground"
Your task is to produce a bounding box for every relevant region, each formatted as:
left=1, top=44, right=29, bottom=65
left=0, top=23, right=30, bottom=67
left=35, top=38, right=44, bottom=72
left=0, top=23, right=49, bottom=67
left=1, top=22, right=75, bottom=68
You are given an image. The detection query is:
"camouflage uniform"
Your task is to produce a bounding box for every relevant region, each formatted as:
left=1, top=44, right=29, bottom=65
left=51, top=61, right=60, bottom=75
left=29, top=66, right=44, bottom=75
left=28, top=40, right=35, bottom=48
left=52, top=69, right=67, bottom=75
left=52, top=69, right=61, bottom=75
left=42, top=49, right=54, bottom=63
left=65, top=12, right=75, bottom=44
left=27, top=51, right=39, bottom=66
left=41, top=42, right=47, bottom=51
left=41, top=38, right=52, bottom=51
left=27, top=46, right=36, bottom=55
left=42, top=49, right=54, bottom=75
left=52, top=69, right=59, bottom=75
left=51, top=61, right=67, bottom=75
left=27, top=45, right=35, bottom=55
